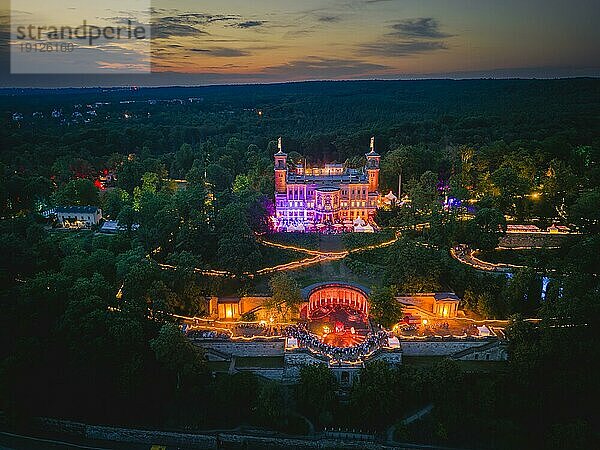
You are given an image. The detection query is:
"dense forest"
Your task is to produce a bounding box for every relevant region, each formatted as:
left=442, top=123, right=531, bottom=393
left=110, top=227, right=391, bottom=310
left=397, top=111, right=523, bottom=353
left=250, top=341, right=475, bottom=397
left=1, top=80, right=599, bottom=449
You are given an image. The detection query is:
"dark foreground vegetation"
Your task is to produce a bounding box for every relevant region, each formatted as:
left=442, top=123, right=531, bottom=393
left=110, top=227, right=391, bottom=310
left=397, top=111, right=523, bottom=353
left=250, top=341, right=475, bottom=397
left=1, top=80, right=599, bottom=448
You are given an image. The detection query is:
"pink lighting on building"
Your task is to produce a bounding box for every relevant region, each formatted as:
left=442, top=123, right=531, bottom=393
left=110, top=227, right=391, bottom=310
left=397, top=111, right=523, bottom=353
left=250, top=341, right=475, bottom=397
left=272, top=137, right=382, bottom=232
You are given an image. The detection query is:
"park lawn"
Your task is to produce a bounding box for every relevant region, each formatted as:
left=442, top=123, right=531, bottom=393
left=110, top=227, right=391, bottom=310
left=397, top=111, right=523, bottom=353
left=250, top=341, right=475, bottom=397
left=265, top=229, right=396, bottom=253
left=249, top=243, right=389, bottom=293
left=257, top=243, right=308, bottom=268
left=342, top=229, right=396, bottom=250
left=265, top=232, right=321, bottom=250
left=285, top=258, right=385, bottom=289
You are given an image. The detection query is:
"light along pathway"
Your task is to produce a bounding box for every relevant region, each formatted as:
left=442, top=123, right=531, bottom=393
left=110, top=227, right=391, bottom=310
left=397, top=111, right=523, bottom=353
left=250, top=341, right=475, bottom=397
left=450, top=247, right=522, bottom=273
left=449, top=245, right=600, bottom=277
left=154, top=231, right=402, bottom=279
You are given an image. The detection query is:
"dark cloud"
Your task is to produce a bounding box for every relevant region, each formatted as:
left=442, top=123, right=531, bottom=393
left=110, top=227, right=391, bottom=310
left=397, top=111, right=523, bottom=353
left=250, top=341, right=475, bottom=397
left=246, top=45, right=286, bottom=51
left=158, top=13, right=239, bottom=26
left=263, top=56, right=390, bottom=79
left=318, top=16, right=341, bottom=23
left=359, top=17, right=452, bottom=57
left=389, top=18, right=452, bottom=39
left=150, top=13, right=240, bottom=38
left=283, top=29, right=315, bottom=39
left=106, top=17, right=147, bottom=27
left=151, top=23, right=208, bottom=39
left=190, top=47, right=250, bottom=57
left=203, top=39, right=248, bottom=43
left=203, top=63, right=250, bottom=69
left=210, top=47, right=250, bottom=57
left=233, top=21, right=266, bottom=29
left=360, top=40, right=447, bottom=57
left=150, top=7, right=180, bottom=16
left=149, top=12, right=272, bottom=38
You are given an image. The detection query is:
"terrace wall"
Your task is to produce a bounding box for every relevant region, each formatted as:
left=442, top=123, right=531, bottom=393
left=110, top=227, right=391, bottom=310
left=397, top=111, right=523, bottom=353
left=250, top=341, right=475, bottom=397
left=198, top=339, right=285, bottom=357
left=400, top=340, right=494, bottom=356
left=36, top=417, right=416, bottom=449
left=284, top=350, right=328, bottom=381
left=499, top=232, right=575, bottom=248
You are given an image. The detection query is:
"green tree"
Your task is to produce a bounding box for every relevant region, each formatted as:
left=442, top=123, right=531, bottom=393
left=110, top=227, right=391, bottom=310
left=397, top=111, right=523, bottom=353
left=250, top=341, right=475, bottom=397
left=214, top=372, right=259, bottom=424
left=133, top=171, right=161, bottom=210
left=171, top=143, right=196, bottom=179
left=255, top=382, right=285, bottom=426
left=216, top=203, right=262, bottom=276
left=102, top=188, right=131, bottom=218
left=504, top=268, right=542, bottom=316
left=150, top=323, right=206, bottom=391
left=411, top=170, right=439, bottom=212
left=380, top=147, right=408, bottom=193
left=266, top=273, right=303, bottom=321
left=52, top=178, right=99, bottom=206
left=569, top=189, right=600, bottom=233
left=232, top=174, right=251, bottom=193
left=369, top=286, right=403, bottom=328
left=351, top=361, right=398, bottom=428
left=206, top=163, right=233, bottom=193
left=385, top=239, right=451, bottom=292
left=116, top=205, right=138, bottom=233
left=465, top=207, right=507, bottom=250
left=298, top=364, right=338, bottom=426
left=490, top=167, right=530, bottom=216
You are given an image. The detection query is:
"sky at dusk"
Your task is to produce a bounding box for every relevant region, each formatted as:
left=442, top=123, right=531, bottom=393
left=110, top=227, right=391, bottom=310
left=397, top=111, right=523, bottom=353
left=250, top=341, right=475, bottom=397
left=1, top=0, right=599, bottom=86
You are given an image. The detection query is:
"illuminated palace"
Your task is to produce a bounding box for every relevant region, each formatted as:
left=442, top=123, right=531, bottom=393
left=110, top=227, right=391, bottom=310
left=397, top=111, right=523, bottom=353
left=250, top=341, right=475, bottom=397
left=273, top=137, right=381, bottom=231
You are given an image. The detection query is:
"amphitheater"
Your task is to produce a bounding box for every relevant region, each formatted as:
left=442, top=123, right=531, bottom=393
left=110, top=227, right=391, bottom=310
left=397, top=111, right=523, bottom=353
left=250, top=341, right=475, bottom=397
left=187, top=282, right=507, bottom=385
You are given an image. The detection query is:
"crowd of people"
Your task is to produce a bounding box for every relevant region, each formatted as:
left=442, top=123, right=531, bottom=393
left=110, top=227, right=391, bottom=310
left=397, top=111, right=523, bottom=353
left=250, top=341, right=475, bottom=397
left=232, top=322, right=270, bottom=337
left=285, top=324, right=389, bottom=362
left=186, top=329, right=231, bottom=340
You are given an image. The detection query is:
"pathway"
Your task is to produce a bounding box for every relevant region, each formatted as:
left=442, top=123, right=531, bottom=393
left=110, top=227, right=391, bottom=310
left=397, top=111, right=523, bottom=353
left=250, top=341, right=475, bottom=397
left=450, top=247, right=519, bottom=273
left=155, top=231, right=401, bottom=279
left=386, top=404, right=434, bottom=443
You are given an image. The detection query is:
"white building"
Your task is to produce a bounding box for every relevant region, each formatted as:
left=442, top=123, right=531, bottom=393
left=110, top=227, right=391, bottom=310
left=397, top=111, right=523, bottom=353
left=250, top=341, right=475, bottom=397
left=55, top=206, right=102, bottom=228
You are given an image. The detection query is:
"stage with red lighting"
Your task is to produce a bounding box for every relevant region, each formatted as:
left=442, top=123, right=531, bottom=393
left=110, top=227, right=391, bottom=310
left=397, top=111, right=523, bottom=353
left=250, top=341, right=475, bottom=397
left=300, top=282, right=372, bottom=348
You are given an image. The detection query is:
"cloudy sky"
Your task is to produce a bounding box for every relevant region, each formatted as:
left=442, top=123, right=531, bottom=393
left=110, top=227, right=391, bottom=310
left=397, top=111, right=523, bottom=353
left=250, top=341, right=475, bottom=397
left=1, top=0, right=599, bottom=85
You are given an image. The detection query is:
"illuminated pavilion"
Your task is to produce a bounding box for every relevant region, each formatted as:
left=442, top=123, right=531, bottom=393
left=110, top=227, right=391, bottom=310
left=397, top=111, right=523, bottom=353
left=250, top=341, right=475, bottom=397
left=194, top=283, right=506, bottom=386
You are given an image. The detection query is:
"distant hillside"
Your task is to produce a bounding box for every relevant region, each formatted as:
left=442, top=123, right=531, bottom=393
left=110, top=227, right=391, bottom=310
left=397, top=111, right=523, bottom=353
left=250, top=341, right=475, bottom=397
left=1, top=78, right=599, bottom=166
